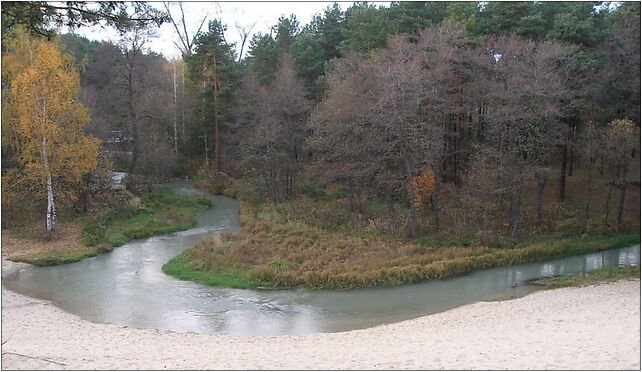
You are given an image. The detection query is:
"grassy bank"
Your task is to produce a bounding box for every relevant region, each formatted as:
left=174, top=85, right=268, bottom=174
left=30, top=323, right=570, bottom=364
left=531, top=265, right=640, bottom=289
left=164, top=196, right=639, bottom=289
left=80, top=190, right=211, bottom=249
left=162, top=175, right=640, bottom=290
left=7, top=189, right=211, bottom=266
left=3, top=221, right=105, bottom=266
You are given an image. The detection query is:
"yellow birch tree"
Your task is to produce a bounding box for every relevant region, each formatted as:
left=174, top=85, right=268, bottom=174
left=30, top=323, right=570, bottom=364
left=2, top=29, right=99, bottom=233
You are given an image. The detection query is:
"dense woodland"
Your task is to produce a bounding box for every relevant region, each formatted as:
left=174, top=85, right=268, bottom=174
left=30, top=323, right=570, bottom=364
left=2, top=1, right=640, bottom=249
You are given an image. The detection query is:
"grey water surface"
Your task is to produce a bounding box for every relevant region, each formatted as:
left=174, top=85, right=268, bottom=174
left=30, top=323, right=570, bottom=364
left=3, top=181, right=640, bottom=336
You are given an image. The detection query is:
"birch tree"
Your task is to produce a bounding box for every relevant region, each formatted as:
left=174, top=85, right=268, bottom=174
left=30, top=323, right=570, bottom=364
left=3, top=29, right=99, bottom=232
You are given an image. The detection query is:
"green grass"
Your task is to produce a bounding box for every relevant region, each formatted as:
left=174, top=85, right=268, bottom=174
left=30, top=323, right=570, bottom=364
left=531, top=265, right=640, bottom=289
left=81, top=189, right=211, bottom=249
left=10, top=246, right=107, bottom=266
left=162, top=251, right=263, bottom=289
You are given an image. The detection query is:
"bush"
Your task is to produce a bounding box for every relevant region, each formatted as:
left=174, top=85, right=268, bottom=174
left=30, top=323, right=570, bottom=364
left=299, top=184, right=331, bottom=202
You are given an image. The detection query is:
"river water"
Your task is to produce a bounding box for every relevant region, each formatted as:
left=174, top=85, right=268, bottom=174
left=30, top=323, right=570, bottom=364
left=3, top=181, right=640, bottom=336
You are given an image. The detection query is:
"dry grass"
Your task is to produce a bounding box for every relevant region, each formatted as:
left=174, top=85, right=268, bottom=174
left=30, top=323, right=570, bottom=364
left=2, top=219, right=104, bottom=265
left=170, top=198, right=639, bottom=289
left=166, top=162, right=640, bottom=290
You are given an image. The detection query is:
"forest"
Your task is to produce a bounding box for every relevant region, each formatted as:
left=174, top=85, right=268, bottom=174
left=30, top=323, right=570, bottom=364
left=1, top=1, right=640, bottom=288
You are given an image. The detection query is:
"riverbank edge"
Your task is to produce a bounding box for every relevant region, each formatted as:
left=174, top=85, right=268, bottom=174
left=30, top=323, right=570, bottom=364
left=163, top=231, right=640, bottom=290
left=530, top=264, right=641, bottom=289
left=1, top=275, right=639, bottom=369
left=4, top=189, right=211, bottom=267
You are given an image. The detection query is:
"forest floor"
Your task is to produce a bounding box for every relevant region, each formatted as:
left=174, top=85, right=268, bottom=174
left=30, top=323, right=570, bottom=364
left=1, top=260, right=638, bottom=370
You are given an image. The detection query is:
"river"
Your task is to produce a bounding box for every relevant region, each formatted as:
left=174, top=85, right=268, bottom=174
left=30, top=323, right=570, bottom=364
left=2, top=181, right=639, bottom=336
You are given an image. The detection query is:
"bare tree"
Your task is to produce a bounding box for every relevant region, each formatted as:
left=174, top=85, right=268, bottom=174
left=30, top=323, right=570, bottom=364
left=602, top=119, right=640, bottom=230
left=236, top=56, right=310, bottom=202
left=236, top=20, right=257, bottom=62
left=467, top=35, right=573, bottom=236
left=163, top=2, right=208, bottom=56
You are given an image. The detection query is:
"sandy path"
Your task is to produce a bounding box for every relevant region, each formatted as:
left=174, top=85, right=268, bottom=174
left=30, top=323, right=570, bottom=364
left=1, top=258, right=640, bottom=370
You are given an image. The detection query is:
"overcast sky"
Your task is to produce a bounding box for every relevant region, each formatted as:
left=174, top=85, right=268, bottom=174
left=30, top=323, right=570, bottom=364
left=71, top=2, right=389, bottom=59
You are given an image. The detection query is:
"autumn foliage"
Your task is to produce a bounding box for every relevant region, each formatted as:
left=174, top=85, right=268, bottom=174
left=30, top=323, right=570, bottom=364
left=409, top=170, right=436, bottom=210
left=2, top=28, right=99, bottom=231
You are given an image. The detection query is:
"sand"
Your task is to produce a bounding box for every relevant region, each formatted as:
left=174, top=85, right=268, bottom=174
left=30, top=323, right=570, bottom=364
left=1, top=258, right=640, bottom=370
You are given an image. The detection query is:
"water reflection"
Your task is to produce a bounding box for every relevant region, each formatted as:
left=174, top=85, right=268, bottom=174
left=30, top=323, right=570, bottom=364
left=2, top=182, right=640, bottom=336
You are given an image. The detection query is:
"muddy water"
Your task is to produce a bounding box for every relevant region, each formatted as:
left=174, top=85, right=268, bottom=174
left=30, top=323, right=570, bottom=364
left=3, top=181, right=640, bottom=336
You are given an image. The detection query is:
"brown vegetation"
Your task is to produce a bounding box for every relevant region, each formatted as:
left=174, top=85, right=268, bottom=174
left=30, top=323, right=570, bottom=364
left=1, top=219, right=100, bottom=265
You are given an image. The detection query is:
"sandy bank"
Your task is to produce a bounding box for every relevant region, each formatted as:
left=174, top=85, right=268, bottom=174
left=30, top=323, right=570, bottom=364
left=1, top=274, right=639, bottom=370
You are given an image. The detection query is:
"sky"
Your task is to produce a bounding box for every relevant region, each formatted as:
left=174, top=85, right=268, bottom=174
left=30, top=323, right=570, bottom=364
left=70, top=2, right=388, bottom=60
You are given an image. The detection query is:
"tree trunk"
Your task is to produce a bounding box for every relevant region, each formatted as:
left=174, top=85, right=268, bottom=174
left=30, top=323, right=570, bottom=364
left=40, top=101, right=55, bottom=233
left=214, top=112, right=220, bottom=172
left=558, top=144, right=567, bottom=202
left=431, top=175, right=441, bottom=231
left=173, top=62, right=178, bottom=155
left=404, top=159, right=418, bottom=239
left=41, top=136, right=55, bottom=233
left=535, top=169, right=547, bottom=225
left=616, top=184, right=627, bottom=231
left=584, top=167, right=593, bottom=220
left=203, top=132, right=209, bottom=168
left=510, top=177, right=524, bottom=237
left=127, top=68, right=139, bottom=173
left=567, top=124, right=575, bottom=176
left=454, top=112, right=461, bottom=186
left=211, top=55, right=222, bottom=173
left=181, top=62, right=185, bottom=140
left=604, top=183, right=613, bottom=224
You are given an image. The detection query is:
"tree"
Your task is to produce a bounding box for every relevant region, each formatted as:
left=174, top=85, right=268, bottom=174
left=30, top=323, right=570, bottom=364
left=2, top=1, right=167, bottom=38
left=236, top=56, right=310, bottom=202
left=468, top=35, right=573, bottom=235
left=317, top=3, right=345, bottom=61
left=163, top=2, right=208, bottom=56
left=546, top=2, right=607, bottom=47
left=291, top=28, right=324, bottom=99
left=186, top=19, right=240, bottom=171
left=117, top=24, right=157, bottom=173
left=235, top=20, right=257, bottom=62
left=577, top=121, right=602, bottom=220
left=340, top=2, right=390, bottom=55
left=386, top=1, right=449, bottom=35
left=273, top=14, right=300, bottom=53
left=597, top=9, right=641, bottom=125
left=602, top=119, right=640, bottom=230
left=2, top=29, right=99, bottom=232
